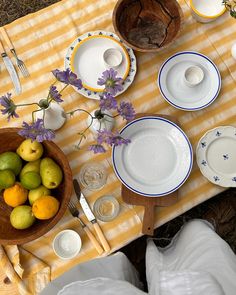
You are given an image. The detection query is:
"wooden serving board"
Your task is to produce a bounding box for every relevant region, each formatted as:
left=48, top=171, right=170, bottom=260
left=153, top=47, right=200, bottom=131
left=121, top=113, right=179, bottom=236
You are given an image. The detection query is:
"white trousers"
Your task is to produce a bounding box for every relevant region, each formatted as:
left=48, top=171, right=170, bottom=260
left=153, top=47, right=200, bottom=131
left=40, top=219, right=236, bottom=295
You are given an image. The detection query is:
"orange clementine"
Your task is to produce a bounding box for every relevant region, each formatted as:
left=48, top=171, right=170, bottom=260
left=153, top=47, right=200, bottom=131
left=32, top=196, right=59, bottom=220
left=3, top=183, right=28, bottom=207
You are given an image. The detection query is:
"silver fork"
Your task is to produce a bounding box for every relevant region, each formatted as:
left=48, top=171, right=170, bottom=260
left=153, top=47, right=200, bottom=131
left=68, top=201, right=104, bottom=254
left=10, top=48, right=29, bottom=77
left=68, top=201, right=86, bottom=228
left=0, top=27, right=29, bottom=77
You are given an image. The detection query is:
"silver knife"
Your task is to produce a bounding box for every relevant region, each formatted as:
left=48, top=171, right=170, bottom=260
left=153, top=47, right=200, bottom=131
left=0, top=39, right=21, bottom=95
left=73, top=179, right=111, bottom=252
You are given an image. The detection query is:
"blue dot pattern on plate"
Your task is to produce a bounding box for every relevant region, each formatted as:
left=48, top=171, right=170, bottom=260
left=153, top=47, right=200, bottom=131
left=213, top=176, right=220, bottom=182
left=223, top=154, right=229, bottom=160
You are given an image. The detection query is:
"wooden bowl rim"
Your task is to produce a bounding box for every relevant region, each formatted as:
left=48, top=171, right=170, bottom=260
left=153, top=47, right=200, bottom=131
left=112, top=0, right=184, bottom=52
left=0, top=128, right=72, bottom=245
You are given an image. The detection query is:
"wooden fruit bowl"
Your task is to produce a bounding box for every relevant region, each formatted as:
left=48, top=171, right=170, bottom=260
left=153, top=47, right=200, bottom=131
left=0, top=128, right=72, bottom=245
left=112, top=0, right=184, bottom=52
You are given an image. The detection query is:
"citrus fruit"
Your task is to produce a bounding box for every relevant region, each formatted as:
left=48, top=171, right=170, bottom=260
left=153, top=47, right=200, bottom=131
left=17, top=139, right=43, bottom=162
left=28, top=185, right=51, bottom=205
left=20, top=171, right=41, bottom=190
left=32, top=196, right=59, bottom=220
left=3, top=183, right=28, bottom=207
left=0, top=170, right=15, bottom=188
left=0, top=151, right=22, bottom=176
left=10, top=205, right=35, bottom=229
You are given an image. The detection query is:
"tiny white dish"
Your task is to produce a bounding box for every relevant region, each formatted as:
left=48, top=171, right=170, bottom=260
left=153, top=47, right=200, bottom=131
left=103, top=48, right=123, bottom=68
left=184, top=65, right=204, bottom=88
left=65, top=31, right=137, bottom=100
left=158, top=51, right=221, bottom=111
left=196, top=126, right=236, bottom=187
left=112, top=116, right=193, bottom=197
left=53, top=230, right=82, bottom=259
left=190, top=0, right=226, bottom=23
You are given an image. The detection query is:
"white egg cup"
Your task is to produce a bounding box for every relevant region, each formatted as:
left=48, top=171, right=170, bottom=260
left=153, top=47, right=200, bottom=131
left=52, top=229, right=82, bottom=259
left=183, top=65, right=204, bottom=88
left=103, top=48, right=123, bottom=69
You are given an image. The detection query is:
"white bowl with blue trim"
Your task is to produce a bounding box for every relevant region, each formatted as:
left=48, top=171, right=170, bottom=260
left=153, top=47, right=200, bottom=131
left=157, top=51, right=221, bottom=111
left=112, top=117, right=193, bottom=197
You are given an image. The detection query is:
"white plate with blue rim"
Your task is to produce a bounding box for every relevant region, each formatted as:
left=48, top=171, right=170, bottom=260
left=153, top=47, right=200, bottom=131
left=196, top=126, right=236, bottom=187
left=112, top=116, right=193, bottom=197
left=65, top=30, right=137, bottom=100
left=157, top=51, right=221, bottom=111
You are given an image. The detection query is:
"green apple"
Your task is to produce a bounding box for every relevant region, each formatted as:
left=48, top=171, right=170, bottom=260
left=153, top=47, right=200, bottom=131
left=28, top=185, right=51, bottom=205
left=17, top=139, right=43, bottom=162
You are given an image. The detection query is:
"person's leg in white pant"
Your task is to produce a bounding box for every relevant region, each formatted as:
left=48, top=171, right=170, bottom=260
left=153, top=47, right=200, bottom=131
left=146, top=219, right=236, bottom=295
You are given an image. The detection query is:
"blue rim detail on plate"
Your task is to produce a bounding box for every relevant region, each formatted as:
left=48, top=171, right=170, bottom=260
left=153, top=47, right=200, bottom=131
left=158, top=51, right=221, bottom=111
left=112, top=116, right=193, bottom=197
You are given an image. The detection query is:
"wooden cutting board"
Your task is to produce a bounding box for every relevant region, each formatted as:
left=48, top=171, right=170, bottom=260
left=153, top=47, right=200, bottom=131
left=121, top=113, right=179, bottom=236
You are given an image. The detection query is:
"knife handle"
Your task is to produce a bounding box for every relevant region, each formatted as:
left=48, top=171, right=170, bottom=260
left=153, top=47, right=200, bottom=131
left=0, top=27, right=14, bottom=50
left=83, top=226, right=104, bottom=255
left=0, top=38, right=5, bottom=54
left=93, top=222, right=111, bottom=253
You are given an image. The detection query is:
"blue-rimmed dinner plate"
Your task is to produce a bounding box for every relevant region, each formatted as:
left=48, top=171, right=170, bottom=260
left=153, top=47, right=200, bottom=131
left=112, top=117, right=193, bottom=197
left=157, top=51, right=221, bottom=111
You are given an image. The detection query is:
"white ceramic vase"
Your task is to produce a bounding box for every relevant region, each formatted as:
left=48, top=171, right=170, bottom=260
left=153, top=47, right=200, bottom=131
left=35, top=102, right=66, bottom=131
left=87, top=110, right=115, bottom=133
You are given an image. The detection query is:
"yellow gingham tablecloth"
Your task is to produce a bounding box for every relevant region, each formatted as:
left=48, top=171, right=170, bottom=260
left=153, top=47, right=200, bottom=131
left=0, top=0, right=236, bottom=293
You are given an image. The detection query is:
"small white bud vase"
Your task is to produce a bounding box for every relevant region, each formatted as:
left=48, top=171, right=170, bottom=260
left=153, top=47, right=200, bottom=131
left=35, top=101, right=66, bottom=131
left=87, top=109, right=115, bottom=133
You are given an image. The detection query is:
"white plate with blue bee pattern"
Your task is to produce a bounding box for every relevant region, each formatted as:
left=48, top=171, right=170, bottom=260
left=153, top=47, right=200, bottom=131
left=196, top=126, right=236, bottom=187
left=65, top=30, right=137, bottom=99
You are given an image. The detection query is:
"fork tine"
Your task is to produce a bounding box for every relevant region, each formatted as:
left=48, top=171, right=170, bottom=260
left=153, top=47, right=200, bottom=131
left=18, top=63, right=29, bottom=77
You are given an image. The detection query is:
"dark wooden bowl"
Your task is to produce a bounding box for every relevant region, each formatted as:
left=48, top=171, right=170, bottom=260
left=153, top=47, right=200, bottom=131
left=112, top=0, right=184, bottom=52
left=0, top=128, right=72, bottom=245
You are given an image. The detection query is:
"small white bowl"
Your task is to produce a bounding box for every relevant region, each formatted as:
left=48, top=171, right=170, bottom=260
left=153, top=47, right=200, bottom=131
left=190, top=0, right=226, bottom=23
left=53, top=230, right=82, bottom=259
left=184, top=65, right=204, bottom=88
left=103, top=48, right=123, bottom=68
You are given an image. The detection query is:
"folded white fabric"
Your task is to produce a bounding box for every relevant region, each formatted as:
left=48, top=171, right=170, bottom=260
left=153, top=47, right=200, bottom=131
left=146, top=219, right=236, bottom=295
left=40, top=252, right=143, bottom=294
left=58, top=278, right=147, bottom=295
left=148, top=269, right=224, bottom=295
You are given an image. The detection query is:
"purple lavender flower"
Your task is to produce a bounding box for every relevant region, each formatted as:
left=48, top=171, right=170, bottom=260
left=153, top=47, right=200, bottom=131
left=97, top=129, right=130, bottom=147
left=97, top=68, right=123, bottom=95
left=88, top=144, right=106, bottom=154
left=0, top=93, right=19, bottom=121
left=18, top=119, right=55, bottom=142
left=117, top=101, right=135, bottom=121
left=97, top=129, right=114, bottom=145
left=99, top=92, right=117, bottom=111
left=52, top=69, right=82, bottom=90
left=49, top=85, right=63, bottom=103
left=112, top=136, right=131, bottom=147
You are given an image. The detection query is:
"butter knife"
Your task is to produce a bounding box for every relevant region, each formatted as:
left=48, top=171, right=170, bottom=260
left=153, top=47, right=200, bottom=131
left=0, top=39, right=21, bottom=95
left=73, top=179, right=111, bottom=252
